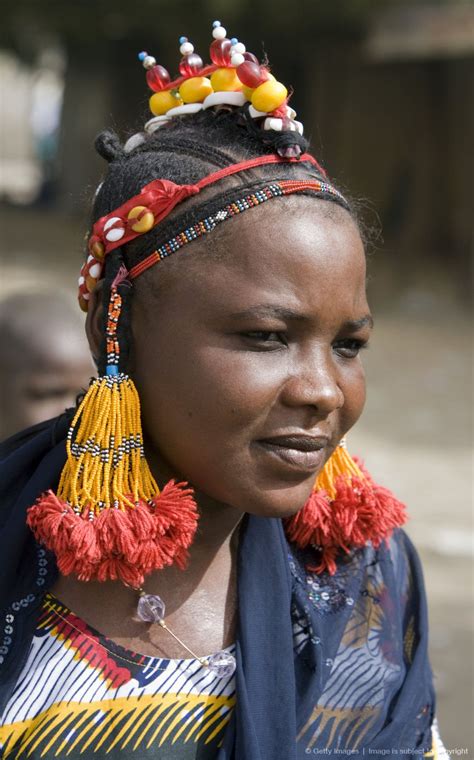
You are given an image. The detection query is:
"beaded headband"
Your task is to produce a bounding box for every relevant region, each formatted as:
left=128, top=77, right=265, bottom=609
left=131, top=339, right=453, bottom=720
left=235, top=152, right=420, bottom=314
left=79, top=154, right=346, bottom=310
left=125, top=20, right=303, bottom=154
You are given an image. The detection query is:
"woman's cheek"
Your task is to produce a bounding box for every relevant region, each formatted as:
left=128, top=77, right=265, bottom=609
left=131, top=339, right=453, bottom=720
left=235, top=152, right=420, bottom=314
left=340, top=362, right=367, bottom=432
left=191, top=345, right=287, bottom=407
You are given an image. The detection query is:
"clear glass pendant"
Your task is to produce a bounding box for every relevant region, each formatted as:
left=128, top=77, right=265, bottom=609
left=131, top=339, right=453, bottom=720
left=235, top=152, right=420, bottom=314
left=206, top=650, right=237, bottom=678
left=137, top=592, right=165, bottom=623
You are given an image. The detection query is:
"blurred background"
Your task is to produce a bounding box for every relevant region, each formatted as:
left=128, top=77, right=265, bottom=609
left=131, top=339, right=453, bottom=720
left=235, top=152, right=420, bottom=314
left=0, top=0, right=472, bottom=749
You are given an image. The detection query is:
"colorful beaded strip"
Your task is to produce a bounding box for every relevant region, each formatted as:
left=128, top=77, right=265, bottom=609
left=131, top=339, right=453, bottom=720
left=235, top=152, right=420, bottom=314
left=105, top=289, right=122, bottom=371
left=128, top=179, right=345, bottom=280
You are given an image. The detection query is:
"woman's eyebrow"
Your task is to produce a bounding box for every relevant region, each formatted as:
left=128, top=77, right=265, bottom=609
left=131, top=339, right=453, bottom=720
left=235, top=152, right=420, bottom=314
left=343, top=315, right=374, bottom=331
left=228, top=305, right=309, bottom=321
left=228, top=306, right=374, bottom=330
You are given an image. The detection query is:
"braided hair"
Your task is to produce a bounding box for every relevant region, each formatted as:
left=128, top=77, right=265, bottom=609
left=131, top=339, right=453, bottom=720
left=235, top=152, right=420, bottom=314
left=91, top=108, right=356, bottom=376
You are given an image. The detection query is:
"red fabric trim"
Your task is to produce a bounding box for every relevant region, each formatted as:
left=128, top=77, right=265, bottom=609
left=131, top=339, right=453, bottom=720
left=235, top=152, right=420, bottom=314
left=129, top=252, right=160, bottom=280
left=194, top=153, right=325, bottom=191
left=91, top=179, right=200, bottom=257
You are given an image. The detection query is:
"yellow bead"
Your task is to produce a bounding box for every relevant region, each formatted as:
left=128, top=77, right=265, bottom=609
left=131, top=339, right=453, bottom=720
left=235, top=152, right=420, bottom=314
left=86, top=275, right=97, bottom=293
left=241, top=84, right=254, bottom=101
left=78, top=295, right=89, bottom=313
left=251, top=80, right=287, bottom=112
left=89, top=240, right=105, bottom=261
left=179, top=77, right=213, bottom=103
left=149, top=90, right=183, bottom=116
left=210, top=68, right=242, bottom=92
left=128, top=205, right=155, bottom=233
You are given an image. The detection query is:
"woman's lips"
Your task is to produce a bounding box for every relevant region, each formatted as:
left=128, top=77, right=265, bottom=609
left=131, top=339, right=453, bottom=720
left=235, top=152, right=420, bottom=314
left=255, top=436, right=328, bottom=473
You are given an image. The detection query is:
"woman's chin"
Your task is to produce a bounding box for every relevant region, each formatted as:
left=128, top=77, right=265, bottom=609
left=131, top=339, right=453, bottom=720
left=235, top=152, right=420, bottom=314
left=236, top=485, right=313, bottom=520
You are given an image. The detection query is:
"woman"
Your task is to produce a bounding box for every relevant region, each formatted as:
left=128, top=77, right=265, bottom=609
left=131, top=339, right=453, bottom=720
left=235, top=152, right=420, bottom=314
left=0, top=21, right=446, bottom=759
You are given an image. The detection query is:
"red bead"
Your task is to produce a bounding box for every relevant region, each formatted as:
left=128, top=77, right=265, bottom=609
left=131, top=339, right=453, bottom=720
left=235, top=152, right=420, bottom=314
left=178, top=53, right=203, bottom=77
left=236, top=61, right=267, bottom=88
left=243, top=52, right=259, bottom=65
left=146, top=65, right=171, bottom=92
left=210, top=38, right=232, bottom=67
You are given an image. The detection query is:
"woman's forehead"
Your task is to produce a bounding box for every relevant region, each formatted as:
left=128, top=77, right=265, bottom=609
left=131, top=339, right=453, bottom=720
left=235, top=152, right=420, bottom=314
left=136, top=199, right=367, bottom=320
left=139, top=195, right=359, bottom=278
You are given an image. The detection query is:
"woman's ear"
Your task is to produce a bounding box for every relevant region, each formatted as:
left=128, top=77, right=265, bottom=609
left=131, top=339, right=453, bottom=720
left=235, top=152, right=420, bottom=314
left=85, top=281, right=104, bottom=368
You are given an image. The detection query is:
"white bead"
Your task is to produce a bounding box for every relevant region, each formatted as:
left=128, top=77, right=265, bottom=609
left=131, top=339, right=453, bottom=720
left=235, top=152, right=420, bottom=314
left=89, top=263, right=101, bottom=278
left=294, top=120, right=304, bottom=135
left=83, top=292, right=90, bottom=301
left=87, top=254, right=94, bottom=263
left=264, top=117, right=283, bottom=131
left=105, top=227, right=125, bottom=243
left=144, top=115, right=171, bottom=133
left=231, top=53, right=245, bottom=66
left=232, top=42, right=245, bottom=54
left=202, top=91, right=246, bottom=109
left=103, top=216, right=122, bottom=232
left=285, top=106, right=296, bottom=119
left=78, top=275, right=85, bottom=286
left=124, top=132, right=146, bottom=153
left=104, top=216, right=125, bottom=242
left=212, top=26, right=226, bottom=40
left=248, top=105, right=266, bottom=119
left=166, top=103, right=203, bottom=117
left=179, top=41, right=194, bottom=55
left=143, top=56, right=156, bottom=69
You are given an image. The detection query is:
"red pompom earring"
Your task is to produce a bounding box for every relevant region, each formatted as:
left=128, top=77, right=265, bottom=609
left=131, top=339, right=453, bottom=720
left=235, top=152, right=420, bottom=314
left=284, top=439, right=407, bottom=574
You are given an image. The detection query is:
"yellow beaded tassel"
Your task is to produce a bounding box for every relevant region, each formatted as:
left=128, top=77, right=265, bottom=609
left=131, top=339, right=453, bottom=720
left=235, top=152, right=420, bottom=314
left=312, top=439, right=364, bottom=501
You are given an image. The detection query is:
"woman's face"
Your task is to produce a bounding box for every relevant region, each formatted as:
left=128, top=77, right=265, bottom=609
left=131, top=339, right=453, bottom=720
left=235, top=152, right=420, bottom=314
left=130, top=198, right=372, bottom=518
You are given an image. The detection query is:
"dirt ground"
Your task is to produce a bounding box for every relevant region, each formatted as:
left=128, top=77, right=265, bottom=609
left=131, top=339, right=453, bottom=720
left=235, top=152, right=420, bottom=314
left=1, top=206, right=473, bottom=752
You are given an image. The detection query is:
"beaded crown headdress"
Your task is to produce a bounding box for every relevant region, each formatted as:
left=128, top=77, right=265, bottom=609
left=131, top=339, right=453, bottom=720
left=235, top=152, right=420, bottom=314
left=132, top=21, right=303, bottom=150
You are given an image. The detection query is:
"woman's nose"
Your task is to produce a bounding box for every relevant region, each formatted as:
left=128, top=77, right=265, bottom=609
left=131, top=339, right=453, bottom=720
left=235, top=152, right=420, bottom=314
left=280, top=349, right=344, bottom=414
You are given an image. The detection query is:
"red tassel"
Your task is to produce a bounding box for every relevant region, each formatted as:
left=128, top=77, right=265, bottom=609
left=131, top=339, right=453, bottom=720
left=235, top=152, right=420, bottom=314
left=151, top=480, right=198, bottom=531
left=67, top=519, right=101, bottom=563
left=95, top=508, right=139, bottom=559
left=94, top=557, right=145, bottom=587
left=283, top=489, right=333, bottom=547
left=284, top=468, right=407, bottom=576
left=27, top=480, right=199, bottom=587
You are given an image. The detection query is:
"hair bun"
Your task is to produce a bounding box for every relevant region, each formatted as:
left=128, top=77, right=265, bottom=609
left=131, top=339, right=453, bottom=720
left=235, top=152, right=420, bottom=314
left=95, top=130, right=126, bottom=163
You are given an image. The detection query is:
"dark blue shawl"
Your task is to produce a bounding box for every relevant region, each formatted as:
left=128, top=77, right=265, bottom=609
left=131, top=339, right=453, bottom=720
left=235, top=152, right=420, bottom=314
left=0, top=415, right=435, bottom=757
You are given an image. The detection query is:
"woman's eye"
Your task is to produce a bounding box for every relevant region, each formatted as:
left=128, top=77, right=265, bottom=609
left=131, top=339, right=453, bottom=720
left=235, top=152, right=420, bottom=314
left=333, top=339, right=369, bottom=358
left=241, top=331, right=286, bottom=346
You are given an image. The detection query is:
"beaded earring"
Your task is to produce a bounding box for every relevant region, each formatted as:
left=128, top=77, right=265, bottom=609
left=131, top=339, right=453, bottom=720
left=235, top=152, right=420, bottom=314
left=27, top=256, right=199, bottom=590
left=284, top=440, right=407, bottom=575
